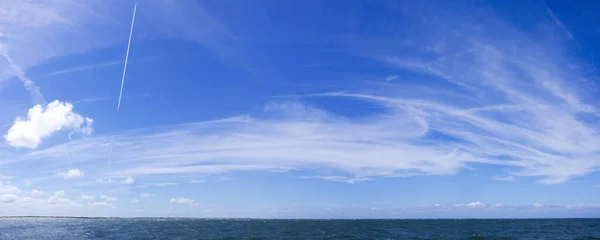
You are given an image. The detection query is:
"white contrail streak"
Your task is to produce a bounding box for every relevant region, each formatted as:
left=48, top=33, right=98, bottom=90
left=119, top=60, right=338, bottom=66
left=117, top=3, right=137, bottom=112
left=0, top=44, right=46, bottom=105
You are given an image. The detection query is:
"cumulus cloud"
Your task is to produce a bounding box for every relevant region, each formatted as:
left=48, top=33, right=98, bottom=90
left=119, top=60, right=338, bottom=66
left=140, top=193, right=154, bottom=198
left=4, top=100, right=93, bottom=149
left=30, top=189, right=44, bottom=196
left=123, top=177, right=135, bottom=184
left=170, top=197, right=197, bottom=206
left=58, top=169, right=84, bottom=179
left=23, top=180, right=32, bottom=186
left=130, top=199, right=140, bottom=203
left=80, top=194, right=94, bottom=201
left=48, top=190, right=72, bottom=204
left=100, top=195, right=117, bottom=202
left=0, top=194, right=18, bottom=203
left=467, top=201, right=486, bottom=208
left=0, top=182, right=20, bottom=195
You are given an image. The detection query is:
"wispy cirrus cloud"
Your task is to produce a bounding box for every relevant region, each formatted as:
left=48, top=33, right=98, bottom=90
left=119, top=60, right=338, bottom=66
left=37, top=56, right=162, bottom=79
left=300, top=176, right=369, bottom=184
left=0, top=0, right=238, bottom=104
left=544, top=5, right=574, bottom=40
left=9, top=72, right=600, bottom=185
left=0, top=45, right=45, bottom=105
left=38, top=60, right=123, bottom=78
left=0, top=1, right=129, bottom=84
left=1, top=1, right=598, bottom=190
left=385, top=74, right=399, bottom=82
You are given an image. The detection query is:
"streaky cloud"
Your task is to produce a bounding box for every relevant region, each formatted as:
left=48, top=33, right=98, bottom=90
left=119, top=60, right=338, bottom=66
left=40, top=60, right=122, bottom=78
left=117, top=3, right=137, bottom=112
left=2, top=0, right=599, bottom=188
left=0, top=45, right=45, bottom=105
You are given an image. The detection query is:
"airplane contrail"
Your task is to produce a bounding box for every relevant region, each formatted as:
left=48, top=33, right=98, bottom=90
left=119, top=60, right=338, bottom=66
left=117, top=3, right=137, bottom=112
left=0, top=44, right=46, bottom=105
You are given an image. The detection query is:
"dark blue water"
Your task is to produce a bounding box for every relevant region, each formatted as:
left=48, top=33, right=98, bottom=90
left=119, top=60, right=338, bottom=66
left=0, top=217, right=599, bottom=239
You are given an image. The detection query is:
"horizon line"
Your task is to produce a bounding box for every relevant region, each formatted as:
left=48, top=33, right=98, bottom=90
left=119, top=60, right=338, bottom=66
left=1, top=216, right=598, bottom=220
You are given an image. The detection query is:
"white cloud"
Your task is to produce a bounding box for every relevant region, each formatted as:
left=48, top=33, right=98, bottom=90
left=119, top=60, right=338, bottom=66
left=545, top=6, right=574, bottom=40
left=140, top=193, right=154, bottom=198
left=0, top=46, right=45, bottom=105
left=466, top=201, right=486, bottom=208
left=4, top=100, right=93, bottom=149
left=1, top=0, right=598, bottom=189
left=0, top=194, right=18, bottom=203
left=100, top=195, right=117, bottom=202
left=0, top=1, right=233, bottom=84
left=80, top=194, right=94, bottom=201
left=410, top=202, right=600, bottom=213
left=123, top=177, right=135, bottom=184
left=130, top=199, right=139, bottom=203
left=170, top=197, right=197, bottom=206
left=89, top=201, right=112, bottom=207
left=30, top=189, right=44, bottom=196
left=96, top=178, right=114, bottom=184
left=300, top=176, right=368, bottom=184
left=23, top=180, right=32, bottom=186
left=565, top=204, right=600, bottom=209
left=385, top=74, right=399, bottom=81
left=40, top=60, right=123, bottom=78
left=0, top=175, right=13, bottom=181
left=0, top=182, right=20, bottom=195
left=58, top=169, right=84, bottom=179
left=146, top=182, right=177, bottom=187
left=492, top=176, right=515, bottom=181
left=48, top=190, right=72, bottom=204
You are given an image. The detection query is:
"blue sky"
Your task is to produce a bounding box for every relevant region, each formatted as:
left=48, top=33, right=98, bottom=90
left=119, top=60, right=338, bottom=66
left=1, top=0, right=600, bottom=218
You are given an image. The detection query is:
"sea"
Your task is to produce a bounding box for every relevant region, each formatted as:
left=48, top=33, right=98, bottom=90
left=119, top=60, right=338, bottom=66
left=0, top=217, right=599, bottom=239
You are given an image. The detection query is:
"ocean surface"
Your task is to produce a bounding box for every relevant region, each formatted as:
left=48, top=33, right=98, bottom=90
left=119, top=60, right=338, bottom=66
left=0, top=218, right=599, bottom=239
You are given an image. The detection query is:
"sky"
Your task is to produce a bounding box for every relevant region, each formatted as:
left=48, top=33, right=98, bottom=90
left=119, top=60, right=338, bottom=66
left=1, top=0, right=600, bottom=218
